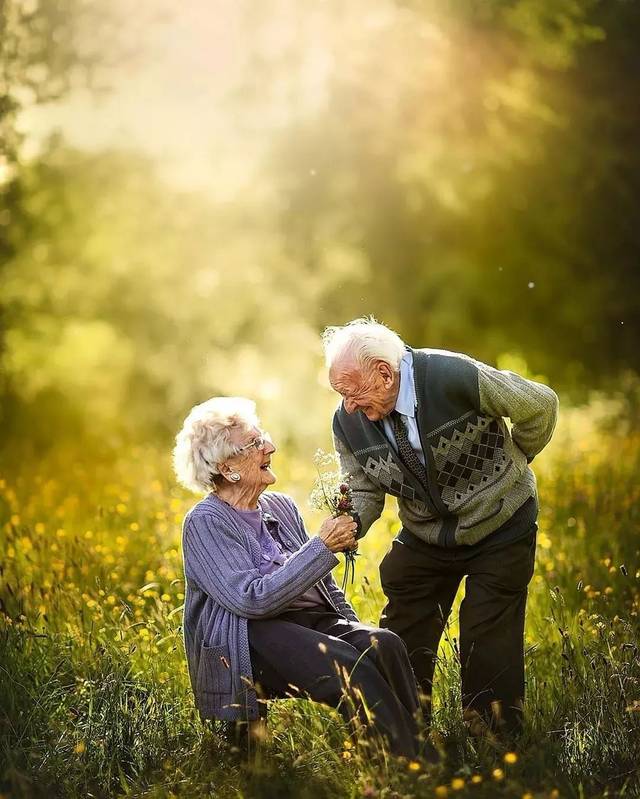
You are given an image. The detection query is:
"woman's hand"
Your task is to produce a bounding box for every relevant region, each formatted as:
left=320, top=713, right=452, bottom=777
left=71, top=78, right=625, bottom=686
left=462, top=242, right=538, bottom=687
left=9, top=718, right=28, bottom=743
left=318, top=514, right=357, bottom=553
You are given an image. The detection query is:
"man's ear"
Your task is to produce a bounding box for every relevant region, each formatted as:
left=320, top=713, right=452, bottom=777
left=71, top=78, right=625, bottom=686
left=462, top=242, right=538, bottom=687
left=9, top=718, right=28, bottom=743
left=376, top=360, right=395, bottom=388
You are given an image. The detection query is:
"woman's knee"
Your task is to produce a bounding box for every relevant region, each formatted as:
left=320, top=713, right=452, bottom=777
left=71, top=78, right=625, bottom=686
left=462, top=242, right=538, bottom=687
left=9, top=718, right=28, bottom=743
left=368, top=627, right=407, bottom=658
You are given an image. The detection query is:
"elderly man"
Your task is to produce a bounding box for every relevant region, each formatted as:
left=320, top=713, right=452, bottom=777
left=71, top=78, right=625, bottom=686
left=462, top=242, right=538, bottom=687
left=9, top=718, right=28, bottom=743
left=323, top=318, right=559, bottom=737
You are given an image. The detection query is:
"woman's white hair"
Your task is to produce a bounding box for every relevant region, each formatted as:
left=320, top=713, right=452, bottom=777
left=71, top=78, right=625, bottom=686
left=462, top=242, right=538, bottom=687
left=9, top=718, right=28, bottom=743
left=322, top=317, right=406, bottom=371
left=173, top=397, right=259, bottom=494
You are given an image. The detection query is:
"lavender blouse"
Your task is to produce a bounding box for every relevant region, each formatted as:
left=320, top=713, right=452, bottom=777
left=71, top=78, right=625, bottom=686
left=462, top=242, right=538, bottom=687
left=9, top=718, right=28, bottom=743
left=233, top=507, right=327, bottom=610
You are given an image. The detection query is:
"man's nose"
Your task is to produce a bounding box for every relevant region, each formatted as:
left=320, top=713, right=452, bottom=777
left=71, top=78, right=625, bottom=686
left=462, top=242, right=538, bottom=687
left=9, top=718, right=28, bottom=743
left=265, top=439, right=276, bottom=455
left=344, top=398, right=357, bottom=414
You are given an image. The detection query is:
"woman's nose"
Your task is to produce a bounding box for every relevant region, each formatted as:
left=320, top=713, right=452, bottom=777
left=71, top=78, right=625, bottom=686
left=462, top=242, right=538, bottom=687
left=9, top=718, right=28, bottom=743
left=265, top=438, right=276, bottom=455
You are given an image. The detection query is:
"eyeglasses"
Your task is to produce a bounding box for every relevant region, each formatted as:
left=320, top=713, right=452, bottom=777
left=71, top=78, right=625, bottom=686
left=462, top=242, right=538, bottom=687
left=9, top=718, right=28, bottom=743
left=235, top=431, right=272, bottom=454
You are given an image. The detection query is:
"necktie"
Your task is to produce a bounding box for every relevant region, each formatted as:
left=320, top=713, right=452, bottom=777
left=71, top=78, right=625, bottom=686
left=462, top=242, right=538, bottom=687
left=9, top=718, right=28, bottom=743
left=390, top=410, right=428, bottom=487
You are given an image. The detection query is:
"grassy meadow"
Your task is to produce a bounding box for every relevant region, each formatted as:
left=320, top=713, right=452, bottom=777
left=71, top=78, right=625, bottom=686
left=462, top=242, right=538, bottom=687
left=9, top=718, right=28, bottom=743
left=1, top=397, right=640, bottom=799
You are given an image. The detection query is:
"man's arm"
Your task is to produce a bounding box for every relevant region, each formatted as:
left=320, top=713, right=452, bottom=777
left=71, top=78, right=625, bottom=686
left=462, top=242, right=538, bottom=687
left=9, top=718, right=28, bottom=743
left=333, top=431, right=385, bottom=539
left=473, top=360, right=559, bottom=462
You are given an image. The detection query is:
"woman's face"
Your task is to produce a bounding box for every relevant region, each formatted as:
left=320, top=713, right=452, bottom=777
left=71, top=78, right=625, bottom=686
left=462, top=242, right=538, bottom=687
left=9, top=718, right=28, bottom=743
left=224, top=425, right=277, bottom=492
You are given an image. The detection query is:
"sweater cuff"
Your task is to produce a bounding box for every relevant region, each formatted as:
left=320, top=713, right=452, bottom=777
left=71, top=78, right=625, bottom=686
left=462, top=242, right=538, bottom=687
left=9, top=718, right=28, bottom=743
left=308, top=535, right=340, bottom=571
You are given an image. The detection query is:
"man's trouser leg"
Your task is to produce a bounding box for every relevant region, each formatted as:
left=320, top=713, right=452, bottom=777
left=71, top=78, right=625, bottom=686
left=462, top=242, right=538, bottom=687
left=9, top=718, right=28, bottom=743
left=459, top=525, right=537, bottom=737
left=379, top=536, right=460, bottom=723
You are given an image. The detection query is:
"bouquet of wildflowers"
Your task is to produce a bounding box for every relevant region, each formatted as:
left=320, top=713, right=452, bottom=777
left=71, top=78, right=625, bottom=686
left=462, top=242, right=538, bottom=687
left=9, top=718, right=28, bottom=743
left=309, top=449, right=359, bottom=592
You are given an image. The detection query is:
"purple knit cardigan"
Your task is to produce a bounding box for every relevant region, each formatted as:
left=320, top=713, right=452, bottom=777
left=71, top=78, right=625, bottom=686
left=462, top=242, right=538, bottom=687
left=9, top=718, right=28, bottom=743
left=181, top=491, right=358, bottom=721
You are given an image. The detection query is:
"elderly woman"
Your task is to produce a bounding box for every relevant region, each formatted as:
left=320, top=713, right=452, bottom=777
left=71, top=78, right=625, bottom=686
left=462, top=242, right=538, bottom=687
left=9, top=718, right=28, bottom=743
left=173, top=396, right=419, bottom=757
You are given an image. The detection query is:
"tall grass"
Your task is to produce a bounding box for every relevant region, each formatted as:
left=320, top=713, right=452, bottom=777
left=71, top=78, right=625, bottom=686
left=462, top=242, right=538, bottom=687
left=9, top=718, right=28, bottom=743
left=1, top=399, right=639, bottom=798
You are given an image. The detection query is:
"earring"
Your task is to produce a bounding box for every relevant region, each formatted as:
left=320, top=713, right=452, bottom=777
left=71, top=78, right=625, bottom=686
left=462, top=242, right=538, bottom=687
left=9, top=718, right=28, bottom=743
left=229, top=473, right=241, bottom=482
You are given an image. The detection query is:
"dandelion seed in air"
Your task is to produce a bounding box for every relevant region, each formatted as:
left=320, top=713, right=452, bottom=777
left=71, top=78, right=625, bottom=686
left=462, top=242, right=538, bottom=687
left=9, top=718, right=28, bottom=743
left=528, top=281, right=535, bottom=289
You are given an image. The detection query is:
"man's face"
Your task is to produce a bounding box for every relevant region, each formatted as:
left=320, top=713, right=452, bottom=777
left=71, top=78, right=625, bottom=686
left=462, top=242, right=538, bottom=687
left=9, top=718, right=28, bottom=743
left=329, top=356, right=400, bottom=421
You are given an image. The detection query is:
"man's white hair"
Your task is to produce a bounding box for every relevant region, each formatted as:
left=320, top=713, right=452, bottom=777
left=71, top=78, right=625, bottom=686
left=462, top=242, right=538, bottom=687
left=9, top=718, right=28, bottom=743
left=173, top=397, right=258, bottom=493
left=322, top=317, right=406, bottom=371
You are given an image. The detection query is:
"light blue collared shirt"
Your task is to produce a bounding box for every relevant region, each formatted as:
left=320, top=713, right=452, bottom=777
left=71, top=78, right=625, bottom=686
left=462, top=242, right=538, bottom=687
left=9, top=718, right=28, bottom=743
left=381, top=351, right=426, bottom=465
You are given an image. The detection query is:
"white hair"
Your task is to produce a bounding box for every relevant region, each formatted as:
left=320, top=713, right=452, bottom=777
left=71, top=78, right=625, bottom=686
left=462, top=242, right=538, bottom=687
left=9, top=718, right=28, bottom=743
left=322, top=317, right=406, bottom=372
left=173, top=397, right=259, bottom=493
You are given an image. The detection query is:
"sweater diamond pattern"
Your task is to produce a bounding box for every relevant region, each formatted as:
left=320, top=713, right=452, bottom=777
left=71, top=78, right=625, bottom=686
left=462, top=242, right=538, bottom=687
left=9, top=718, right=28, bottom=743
left=364, top=452, right=416, bottom=500
left=430, top=415, right=508, bottom=508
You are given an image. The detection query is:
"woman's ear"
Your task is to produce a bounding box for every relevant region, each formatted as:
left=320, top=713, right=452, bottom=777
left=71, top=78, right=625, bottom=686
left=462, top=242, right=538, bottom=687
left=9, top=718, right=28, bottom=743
left=219, top=462, right=241, bottom=483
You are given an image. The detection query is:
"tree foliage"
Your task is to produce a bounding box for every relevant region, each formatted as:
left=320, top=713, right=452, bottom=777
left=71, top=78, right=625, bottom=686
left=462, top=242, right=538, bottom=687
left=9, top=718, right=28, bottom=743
left=1, top=0, right=639, bottom=450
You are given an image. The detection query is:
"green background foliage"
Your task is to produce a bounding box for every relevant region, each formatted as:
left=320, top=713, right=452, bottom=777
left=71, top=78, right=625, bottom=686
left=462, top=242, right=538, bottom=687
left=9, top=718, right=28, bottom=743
left=1, top=0, right=639, bottom=451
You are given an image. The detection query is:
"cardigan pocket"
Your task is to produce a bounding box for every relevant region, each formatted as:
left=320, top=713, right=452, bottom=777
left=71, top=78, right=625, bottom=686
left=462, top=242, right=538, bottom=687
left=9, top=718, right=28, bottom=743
left=197, top=642, right=232, bottom=695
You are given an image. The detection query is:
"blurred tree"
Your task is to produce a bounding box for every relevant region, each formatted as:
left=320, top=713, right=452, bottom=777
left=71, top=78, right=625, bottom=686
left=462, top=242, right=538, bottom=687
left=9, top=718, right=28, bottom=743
left=243, top=0, right=640, bottom=390
left=0, top=144, right=349, bottom=450
left=2, top=0, right=640, bottom=457
left=0, top=0, right=120, bottom=164
left=0, top=0, right=124, bottom=435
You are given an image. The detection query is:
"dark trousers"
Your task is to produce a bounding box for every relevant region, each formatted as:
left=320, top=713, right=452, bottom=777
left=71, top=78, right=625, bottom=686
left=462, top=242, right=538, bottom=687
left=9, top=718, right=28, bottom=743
left=379, top=524, right=537, bottom=734
left=247, top=608, right=420, bottom=757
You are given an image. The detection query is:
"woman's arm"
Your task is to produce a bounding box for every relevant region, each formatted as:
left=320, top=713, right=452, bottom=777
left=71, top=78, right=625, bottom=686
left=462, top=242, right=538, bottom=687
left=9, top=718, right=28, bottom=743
left=286, top=497, right=359, bottom=623
left=184, top=512, right=339, bottom=619
left=323, top=573, right=359, bottom=622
